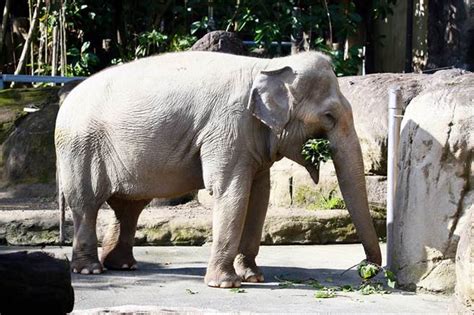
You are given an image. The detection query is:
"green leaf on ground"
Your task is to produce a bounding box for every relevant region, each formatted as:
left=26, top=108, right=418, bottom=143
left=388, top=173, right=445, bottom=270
left=357, top=260, right=381, bottom=279
left=229, top=288, right=246, bottom=293
left=185, top=288, right=198, bottom=295
left=384, top=270, right=397, bottom=288
left=314, top=289, right=336, bottom=299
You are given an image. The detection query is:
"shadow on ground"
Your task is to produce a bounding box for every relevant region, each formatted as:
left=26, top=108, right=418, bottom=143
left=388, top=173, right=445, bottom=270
left=72, top=262, right=411, bottom=295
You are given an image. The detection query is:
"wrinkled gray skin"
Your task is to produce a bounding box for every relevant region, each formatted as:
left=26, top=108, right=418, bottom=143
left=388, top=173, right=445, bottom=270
left=55, top=51, right=381, bottom=288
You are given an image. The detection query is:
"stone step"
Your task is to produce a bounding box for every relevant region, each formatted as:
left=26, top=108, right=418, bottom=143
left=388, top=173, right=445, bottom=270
left=0, top=201, right=386, bottom=246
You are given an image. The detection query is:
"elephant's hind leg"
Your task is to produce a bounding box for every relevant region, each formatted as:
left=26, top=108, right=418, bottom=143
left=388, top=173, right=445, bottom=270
left=70, top=203, right=103, bottom=275
left=234, top=170, right=269, bottom=283
left=101, top=197, right=151, bottom=270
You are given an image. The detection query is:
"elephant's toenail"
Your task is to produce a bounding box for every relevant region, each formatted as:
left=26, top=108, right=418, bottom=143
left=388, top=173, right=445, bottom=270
left=246, top=276, right=258, bottom=283
left=220, top=281, right=234, bottom=288
left=92, top=269, right=101, bottom=274
left=121, top=264, right=129, bottom=269
left=130, top=264, right=137, bottom=270
left=72, top=268, right=78, bottom=273
left=80, top=268, right=90, bottom=274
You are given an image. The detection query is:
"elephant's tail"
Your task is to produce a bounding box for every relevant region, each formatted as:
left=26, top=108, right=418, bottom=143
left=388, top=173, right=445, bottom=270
left=57, top=163, right=66, bottom=245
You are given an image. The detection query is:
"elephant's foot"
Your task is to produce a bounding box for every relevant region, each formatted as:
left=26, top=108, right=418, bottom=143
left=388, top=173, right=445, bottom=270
left=205, top=266, right=242, bottom=288
left=234, top=254, right=264, bottom=283
left=71, top=258, right=103, bottom=275
left=101, top=243, right=137, bottom=270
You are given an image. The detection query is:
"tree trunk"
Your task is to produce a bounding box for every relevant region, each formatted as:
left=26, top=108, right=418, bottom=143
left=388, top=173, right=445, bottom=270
left=0, top=0, right=12, bottom=60
left=13, top=0, right=41, bottom=76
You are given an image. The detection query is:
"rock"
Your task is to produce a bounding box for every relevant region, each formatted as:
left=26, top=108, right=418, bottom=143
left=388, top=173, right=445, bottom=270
left=0, top=204, right=386, bottom=246
left=191, top=31, right=246, bottom=55
left=267, top=158, right=387, bottom=209
left=0, top=87, right=59, bottom=197
left=0, top=251, right=74, bottom=314
left=338, top=73, right=424, bottom=174
left=338, top=69, right=468, bottom=175
left=454, top=210, right=473, bottom=311
left=58, top=79, right=84, bottom=104
left=392, top=72, right=474, bottom=292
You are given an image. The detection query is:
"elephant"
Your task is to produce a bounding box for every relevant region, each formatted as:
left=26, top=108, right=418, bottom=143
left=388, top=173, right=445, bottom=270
left=55, top=51, right=382, bottom=288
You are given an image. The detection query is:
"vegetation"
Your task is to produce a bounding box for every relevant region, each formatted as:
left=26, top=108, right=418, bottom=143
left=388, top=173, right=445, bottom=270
left=302, top=138, right=332, bottom=169
left=1, top=1, right=397, bottom=78
left=275, top=264, right=397, bottom=299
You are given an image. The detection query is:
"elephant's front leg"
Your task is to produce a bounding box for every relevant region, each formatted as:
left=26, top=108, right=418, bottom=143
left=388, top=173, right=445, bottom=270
left=204, top=169, right=253, bottom=288
left=234, top=170, right=269, bottom=283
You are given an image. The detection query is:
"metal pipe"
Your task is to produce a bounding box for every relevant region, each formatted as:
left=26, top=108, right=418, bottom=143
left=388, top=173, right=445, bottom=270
left=0, top=74, right=86, bottom=89
left=386, top=86, right=402, bottom=269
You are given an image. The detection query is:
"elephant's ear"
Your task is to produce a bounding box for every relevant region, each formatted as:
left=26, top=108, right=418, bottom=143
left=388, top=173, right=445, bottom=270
left=248, top=66, right=295, bottom=135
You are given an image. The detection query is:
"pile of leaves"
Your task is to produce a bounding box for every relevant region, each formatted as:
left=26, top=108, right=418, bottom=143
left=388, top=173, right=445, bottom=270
left=275, top=260, right=397, bottom=299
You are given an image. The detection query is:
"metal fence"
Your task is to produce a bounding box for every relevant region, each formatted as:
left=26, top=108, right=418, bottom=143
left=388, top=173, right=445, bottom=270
left=0, top=74, right=86, bottom=90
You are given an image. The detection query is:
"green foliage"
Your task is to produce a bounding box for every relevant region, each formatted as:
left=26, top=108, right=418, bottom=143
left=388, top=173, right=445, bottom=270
left=356, top=260, right=397, bottom=290
left=301, top=138, right=332, bottom=168
left=169, top=34, right=198, bottom=52
left=229, top=288, right=246, bottom=293
left=185, top=288, right=198, bottom=294
left=67, top=41, right=100, bottom=76
left=28, top=0, right=398, bottom=77
left=359, top=282, right=390, bottom=295
left=135, top=30, right=169, bottom=57
left=315, top=189, right=346, bottom=210
left=314, top=289, right=336, bottom=298
left=357, top=260, right=381, bottom=280
left=274, top=273, right=395, bottom=299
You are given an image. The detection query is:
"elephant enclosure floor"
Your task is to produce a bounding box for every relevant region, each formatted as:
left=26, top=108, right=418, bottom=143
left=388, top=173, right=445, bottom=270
left=0, top=244, right=452, bottom=313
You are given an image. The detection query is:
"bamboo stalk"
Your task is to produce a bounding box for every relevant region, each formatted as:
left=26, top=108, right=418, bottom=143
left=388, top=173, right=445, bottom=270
left=323, top=0, right=333, bottom=46
left=38, top=22, right=44, bottom=74
left=60, top=0, right=67, bottom=76
left=51, top=25, right=58, bottom=76
left=29, top=0, right=34, bottom=75
left=13, top=0, right=42, bottom=76
left=0, top=0, right=12, bottom=59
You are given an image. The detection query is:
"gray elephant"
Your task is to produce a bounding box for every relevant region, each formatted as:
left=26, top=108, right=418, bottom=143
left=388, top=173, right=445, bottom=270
left=55, top=51, right=381, bottom=288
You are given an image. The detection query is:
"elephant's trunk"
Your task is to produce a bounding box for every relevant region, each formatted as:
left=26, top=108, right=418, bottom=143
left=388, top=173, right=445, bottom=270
left=329, top=127, right=382, bottom=266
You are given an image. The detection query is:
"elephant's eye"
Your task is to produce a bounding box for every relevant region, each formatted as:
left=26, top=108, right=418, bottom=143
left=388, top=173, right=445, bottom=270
left=322, top=112, right=336, bottom=129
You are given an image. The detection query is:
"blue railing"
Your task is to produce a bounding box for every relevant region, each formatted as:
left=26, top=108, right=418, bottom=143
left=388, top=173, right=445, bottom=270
left=0, top=74, right=86, bottom=90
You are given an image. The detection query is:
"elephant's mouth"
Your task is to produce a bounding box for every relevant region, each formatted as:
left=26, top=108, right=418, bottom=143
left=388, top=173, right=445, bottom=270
left=305, top=163, right=320, bottom=185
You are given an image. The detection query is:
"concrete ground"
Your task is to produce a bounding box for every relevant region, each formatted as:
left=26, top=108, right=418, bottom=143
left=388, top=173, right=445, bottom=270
left=0, top=244, right=452, bottom=314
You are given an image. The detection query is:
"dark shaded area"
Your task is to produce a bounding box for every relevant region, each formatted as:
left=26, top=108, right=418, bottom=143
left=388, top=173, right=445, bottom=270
left=0, top=251, right=74, bottom=314
left=427, top=0, right=474, bottom=71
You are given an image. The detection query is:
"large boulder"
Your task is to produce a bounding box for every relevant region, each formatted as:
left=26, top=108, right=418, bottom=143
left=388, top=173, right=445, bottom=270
left=191, top=31, right=246, bottom=55
left=0, top=87, right=59, bottom=198
left=454, top=214, right=473, bottom=312
left=392, top=72, right=474, bottom=292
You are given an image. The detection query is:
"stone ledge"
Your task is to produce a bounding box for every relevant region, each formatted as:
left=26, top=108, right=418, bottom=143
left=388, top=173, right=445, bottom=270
left=0, top=202, right=386, bottom=246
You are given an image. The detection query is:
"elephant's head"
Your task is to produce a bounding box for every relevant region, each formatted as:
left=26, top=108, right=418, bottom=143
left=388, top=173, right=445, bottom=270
left=248, top=52, right=382, bottom=265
